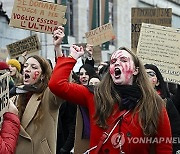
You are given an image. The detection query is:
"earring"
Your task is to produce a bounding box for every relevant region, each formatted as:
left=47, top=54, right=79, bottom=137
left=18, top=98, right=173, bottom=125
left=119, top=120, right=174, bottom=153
left=155, top=80, right=160, bottom=86
left=40, top=77, right=43, bottom=82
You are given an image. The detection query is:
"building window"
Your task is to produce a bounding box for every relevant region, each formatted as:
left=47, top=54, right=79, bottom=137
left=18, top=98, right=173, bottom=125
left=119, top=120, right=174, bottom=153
left=109, top=0, right=114, bottom=45
left=109, top=0, right=113, bottom=24
left=67, top=0, right=74, bottom=36
left=62, top=46, right=69, bottom=56
left=56, top=0, right=74, bottom=36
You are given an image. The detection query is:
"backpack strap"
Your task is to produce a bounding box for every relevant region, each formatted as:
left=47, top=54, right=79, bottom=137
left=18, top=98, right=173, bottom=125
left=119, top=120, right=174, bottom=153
left=84, top=110, right=130, bottom=154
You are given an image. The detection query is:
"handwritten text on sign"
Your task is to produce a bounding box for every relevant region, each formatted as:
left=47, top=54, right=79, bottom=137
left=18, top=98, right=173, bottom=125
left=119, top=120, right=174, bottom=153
left=6, top=34, right=41, bottom=58
left=9, top=0, right=67, bottom=34
left=137, top=23, right=180, bottom=85
left=0, top=71, right=9, bottom=118
left=131, top=8, right=172, bottom=52
left=85, top=23, right=115, bottom=46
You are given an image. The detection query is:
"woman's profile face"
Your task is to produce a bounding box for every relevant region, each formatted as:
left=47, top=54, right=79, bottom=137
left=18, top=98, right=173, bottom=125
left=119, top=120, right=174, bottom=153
left=23, top=57, right=42, bottom=85
left=109, top=50, right=137, bottom=85
left=145, top=69, right=159, bottom=88
left=79, top=68, right=89, bottom=85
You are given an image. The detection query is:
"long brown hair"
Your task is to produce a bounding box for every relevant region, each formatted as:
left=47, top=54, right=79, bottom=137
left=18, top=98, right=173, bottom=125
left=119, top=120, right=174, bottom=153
left=17, top=55, right=52, bottom=129
left=94, top=47, right=164, bottom=136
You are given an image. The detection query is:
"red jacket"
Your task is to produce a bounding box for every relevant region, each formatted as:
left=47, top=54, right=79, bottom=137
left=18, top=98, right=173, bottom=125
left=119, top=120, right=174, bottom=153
left=49, top=57, right=172, bottom=154
left=0, top=112, right=20, bottom=154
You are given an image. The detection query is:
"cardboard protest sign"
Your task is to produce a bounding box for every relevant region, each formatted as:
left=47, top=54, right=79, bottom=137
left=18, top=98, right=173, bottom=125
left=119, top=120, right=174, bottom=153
left=0, top=49, right=9, bottom=61
left=85, top=23, right=115, bottom=46
left=9, top=0, right=67, bottom=34
left=131, top=8, right=172, bottom=53
left=137, top=23, right=180, bottom=85
left=0, top=71, right=9, bottom=124
left=6, top=34, right=41, bottom=58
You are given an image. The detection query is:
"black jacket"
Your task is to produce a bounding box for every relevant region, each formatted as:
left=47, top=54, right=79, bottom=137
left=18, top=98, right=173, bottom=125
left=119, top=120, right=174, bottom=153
left=171, top=85, right=180, bottom=114
left=166, top=98, right=180, bottom=154
left=56, top=101, right=77, bottom=154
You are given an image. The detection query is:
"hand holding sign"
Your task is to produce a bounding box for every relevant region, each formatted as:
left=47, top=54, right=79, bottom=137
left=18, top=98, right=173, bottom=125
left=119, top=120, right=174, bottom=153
left=53, top=26, right=65, bottom=47
left=53, top=26, right=65, bottom=57
left=86, top=44, right=93, bottom=57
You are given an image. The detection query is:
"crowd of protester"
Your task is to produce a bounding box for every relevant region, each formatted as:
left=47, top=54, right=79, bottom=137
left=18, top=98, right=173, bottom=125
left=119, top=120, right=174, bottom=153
left=0, top=25, right=179, bottom=154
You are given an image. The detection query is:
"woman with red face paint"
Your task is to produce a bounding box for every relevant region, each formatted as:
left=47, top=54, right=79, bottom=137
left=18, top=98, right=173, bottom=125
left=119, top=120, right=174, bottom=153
left=49, top=28, right=172, bottom=154
left=10, top=55, right=64, bottom=154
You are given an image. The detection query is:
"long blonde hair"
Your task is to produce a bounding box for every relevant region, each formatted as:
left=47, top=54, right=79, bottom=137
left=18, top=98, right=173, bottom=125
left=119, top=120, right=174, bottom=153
left=94, top=47, right=164, bottom=136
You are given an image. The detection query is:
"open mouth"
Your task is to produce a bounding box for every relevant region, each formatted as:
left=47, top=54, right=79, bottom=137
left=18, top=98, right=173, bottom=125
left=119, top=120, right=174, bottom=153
left=81, top=79, right=87, bottom=82
left=114, top=68, right=121, bottom=79
left=24, top=73, right=30, bottom=80
left=80, top=78, right=88, bottom=85
left=115, top=68, right=121, bottom=76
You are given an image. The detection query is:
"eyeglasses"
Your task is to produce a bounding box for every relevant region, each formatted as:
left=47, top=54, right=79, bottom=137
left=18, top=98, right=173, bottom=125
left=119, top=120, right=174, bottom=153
left=146, top=71, right=156, bottom=77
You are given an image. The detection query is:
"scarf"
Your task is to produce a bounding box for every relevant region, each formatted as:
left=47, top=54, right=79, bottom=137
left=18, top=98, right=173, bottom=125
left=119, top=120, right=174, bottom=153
left=80, top=84, right=142, bottom=139
left=10, top=85, right=38, bottom=97
left=114, top=84, right=142, bottom=110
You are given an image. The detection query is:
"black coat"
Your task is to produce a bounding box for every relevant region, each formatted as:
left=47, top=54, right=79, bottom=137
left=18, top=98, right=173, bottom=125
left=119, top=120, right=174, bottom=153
left=56, top=101, right=77, bottom=154
left=171, top=85, right=180, bottom=114
left=166, top=98, right=180, bottom=154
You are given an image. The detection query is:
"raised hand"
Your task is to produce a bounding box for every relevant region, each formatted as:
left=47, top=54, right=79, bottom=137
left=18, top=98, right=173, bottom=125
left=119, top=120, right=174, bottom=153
left=69, top=45, right=84, bottom=60
left=53, top=26, right=65, bottom=47
left=53, top=26, right=65, bottom=57
left=86, top=44, right=93, bottom=57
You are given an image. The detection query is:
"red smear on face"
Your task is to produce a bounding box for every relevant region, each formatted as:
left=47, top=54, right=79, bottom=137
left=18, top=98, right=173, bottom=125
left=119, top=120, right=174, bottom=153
left=123, top=58, right=134, bottom=83
left=110, top=50, right=135, bottom=85
left=110, top=50, right=123, bottom=75
left=33, top=71, right=40, bottom=80
left=109, top=67, right=114, bottom=75
left=111, top=50, right=123, bottom=60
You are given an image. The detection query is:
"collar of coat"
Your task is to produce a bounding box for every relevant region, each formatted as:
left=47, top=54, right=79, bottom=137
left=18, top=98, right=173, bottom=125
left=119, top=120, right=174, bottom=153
left=19, top=93, right=42, bottom=140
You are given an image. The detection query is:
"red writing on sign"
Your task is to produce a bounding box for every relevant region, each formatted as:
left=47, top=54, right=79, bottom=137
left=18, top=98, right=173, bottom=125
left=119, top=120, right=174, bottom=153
left=20, top=21, right=57, bottom=32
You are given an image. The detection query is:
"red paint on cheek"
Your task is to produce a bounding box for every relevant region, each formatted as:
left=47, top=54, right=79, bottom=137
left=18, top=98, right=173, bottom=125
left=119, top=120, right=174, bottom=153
left=33, top=71, right=40, bottom=80
left=122, top=62, right=134, bottom=82
left=109, top=66, right=114, bottom=75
